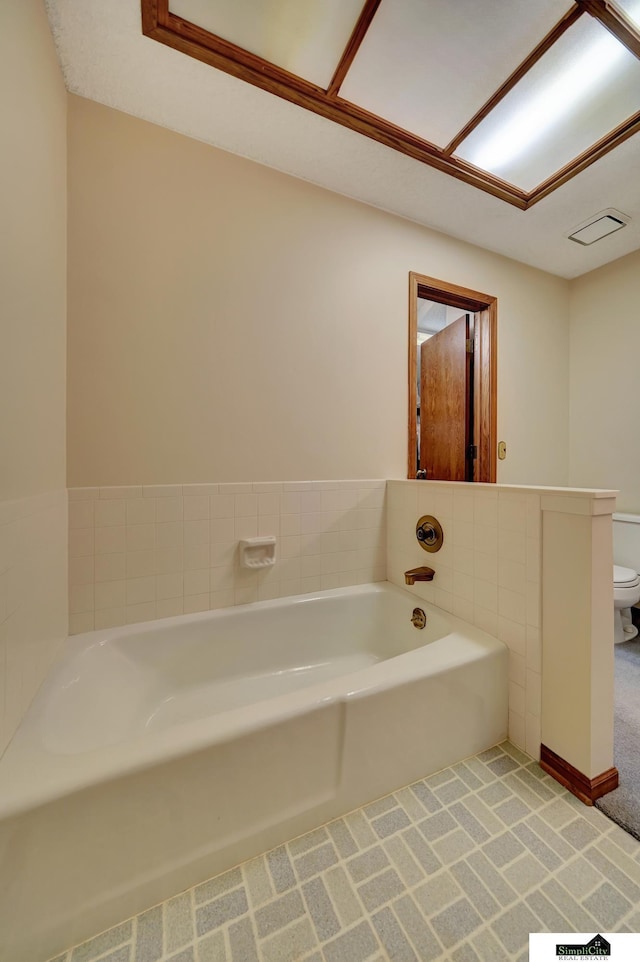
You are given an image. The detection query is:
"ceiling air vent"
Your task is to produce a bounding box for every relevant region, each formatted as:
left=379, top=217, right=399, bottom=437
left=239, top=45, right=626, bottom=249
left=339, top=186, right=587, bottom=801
left=567, top=208, right=630, bottom=246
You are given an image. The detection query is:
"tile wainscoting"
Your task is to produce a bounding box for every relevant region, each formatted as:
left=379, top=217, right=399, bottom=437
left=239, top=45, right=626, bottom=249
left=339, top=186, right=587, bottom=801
left=68, top=481, right=386, bottom=635
left=387, top=482, right=542, bottom=759
left=0, top=490, right=68, bottom=755
left=68, top=477, right=615, bottom=773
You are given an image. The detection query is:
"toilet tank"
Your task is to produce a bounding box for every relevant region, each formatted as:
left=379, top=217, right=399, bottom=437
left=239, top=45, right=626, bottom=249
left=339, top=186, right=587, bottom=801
left=613, top=513, right=640, bottom=571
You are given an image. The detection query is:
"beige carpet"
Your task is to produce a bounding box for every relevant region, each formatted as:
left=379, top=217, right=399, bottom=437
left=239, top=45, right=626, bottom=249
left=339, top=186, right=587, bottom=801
left=596, top=638, right=640, bottom=839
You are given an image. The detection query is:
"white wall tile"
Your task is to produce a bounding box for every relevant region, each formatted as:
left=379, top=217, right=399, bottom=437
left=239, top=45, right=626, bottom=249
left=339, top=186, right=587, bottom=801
left=452, top=521, right=474, bottom=548
left=69, top=612, right=94, bottom=634
left=184, top=519, right=209, bottom=546
left=498, top=560, right=526, bottom=594
left=474, top=579, right=497, bottom=613
left=498, top=616, right=526, bottom=655
left=143, top=485, right=182, bottom=498
left=95, top=553, right=126, bottom=582
left=474, top=493, right=498, bottom=527
left=69, top=555, right=95, bottom=587
left=525, top=712, right=541, bottom=759
left=474, top=550, right=497, bottom=584
left=498, top=587, right=527, bottom=625
left=156, top=522, right=182, bottom=548
left=211, top=588, right=235, bottom=609
left=95, top=607, right=127, bottom=629
left=126, top=524, right=156, bottom=553
left=509, top=710, right=526, bottom=750
left=258, top=515, right=279, bottom=537
left=183, top=495, right=209, bottom=520
left=126, top=602, right=156, bottom=624
left=155, top=546, right=183, bottom=574
left=498, top=496, right=527, bottom=533
left=126, top=550, right=155, bottom=579
left=126, top=498, right=156, bottom=525
left=184, top=484, right=218, bottom=496
left=384, top=479, right=546, bottom=743
left=126, top=576, right=156, bottom=606
left=453, top=597, right=474, bottom=623
left=474, top=605, right=498, bottom=637
left=235, top=517, right=258, bottom=540
left=509, top=651, right=526, bottom=687
left=258, top=493, right=280, bottom=516
left=69, top=500, right=94, bottom=529
left=453, top=572, right=475, bottom=603
left=526, top=538, right=541, bottom=583
left=184, top=569, right=209, bottom=596
left=95, top=580, right=126, bottom=611
left=183, top=544, right=209, bottom=571
left=67, top=481, right=385, bottom=637
left=498, top=528, right=526, bottom=564
left=156, top=498, right=183, bottom=523
left=157, top=597, right=184, bottom=619
left=156, top=572, right=183, bottom=600
left=526, top=626, right=541, bottom=673
left=69, top=583, right=94, bottom=614
left=95, top=500, right=127, bottom=527
left=95, top=525, right=126, bottom=555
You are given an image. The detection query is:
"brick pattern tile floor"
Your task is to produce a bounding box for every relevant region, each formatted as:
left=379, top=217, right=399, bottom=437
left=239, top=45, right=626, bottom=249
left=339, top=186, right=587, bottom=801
left=48, top=742, right=640, bottom=962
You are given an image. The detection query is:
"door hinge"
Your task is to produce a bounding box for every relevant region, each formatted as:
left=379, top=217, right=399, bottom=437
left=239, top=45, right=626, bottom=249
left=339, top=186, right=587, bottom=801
left=466, top=338, right=474, bottom=354
left=467, top=444, right=478, bottom=460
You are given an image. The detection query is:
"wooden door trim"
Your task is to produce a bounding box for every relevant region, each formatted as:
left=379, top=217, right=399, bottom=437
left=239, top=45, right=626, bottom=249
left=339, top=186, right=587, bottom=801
left=408, top=272, right=497, bottom=483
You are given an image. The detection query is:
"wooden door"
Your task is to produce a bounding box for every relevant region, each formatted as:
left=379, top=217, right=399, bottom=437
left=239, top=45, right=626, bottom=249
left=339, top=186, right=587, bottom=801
left=419, top=313, right=470, bottom=481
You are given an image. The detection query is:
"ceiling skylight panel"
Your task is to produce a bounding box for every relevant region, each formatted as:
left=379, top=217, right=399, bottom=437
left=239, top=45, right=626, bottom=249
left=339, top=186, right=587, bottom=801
left=612, top=0, right=640, bottom=30
left=169, top=0, right=365, bottom=88
left=338, top=0, right=573, bottom=147
left=456, top=16, right=640, bottom=191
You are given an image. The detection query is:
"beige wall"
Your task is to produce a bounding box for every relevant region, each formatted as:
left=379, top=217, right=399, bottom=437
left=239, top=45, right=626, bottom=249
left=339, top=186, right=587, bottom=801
left=0, top=0, right=68, bottom=753
left=569, top=249, right=640, bottom=512
left=67, top=96, right=571, bottom=488
left=1, top=0, right=67, bottom=501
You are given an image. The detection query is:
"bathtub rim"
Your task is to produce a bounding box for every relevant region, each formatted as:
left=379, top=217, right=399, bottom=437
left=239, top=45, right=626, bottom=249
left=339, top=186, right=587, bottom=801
left=0, top=581, right=506, bottom=820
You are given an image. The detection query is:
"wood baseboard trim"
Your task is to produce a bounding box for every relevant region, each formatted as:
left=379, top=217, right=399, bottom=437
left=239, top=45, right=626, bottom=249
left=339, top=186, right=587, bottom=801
left=540, top=744, right=618, bottom=806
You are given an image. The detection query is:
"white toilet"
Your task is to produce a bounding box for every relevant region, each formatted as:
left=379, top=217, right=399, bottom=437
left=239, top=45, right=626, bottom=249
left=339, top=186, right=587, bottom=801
left=613, top=514, right=640, bottom=644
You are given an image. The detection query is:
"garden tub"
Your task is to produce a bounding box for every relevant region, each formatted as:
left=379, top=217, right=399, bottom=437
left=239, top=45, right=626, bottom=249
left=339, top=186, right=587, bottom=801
left=0, top=581, right=507, bottom=961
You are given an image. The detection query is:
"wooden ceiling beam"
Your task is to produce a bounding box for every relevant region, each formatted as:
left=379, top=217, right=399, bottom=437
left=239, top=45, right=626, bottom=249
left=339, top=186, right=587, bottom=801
left=327, top=0, right=383, bottom=97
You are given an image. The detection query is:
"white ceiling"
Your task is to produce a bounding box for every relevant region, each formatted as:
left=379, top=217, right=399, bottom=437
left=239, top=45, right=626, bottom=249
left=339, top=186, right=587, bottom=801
left=45, top=0, right=640, bottom=279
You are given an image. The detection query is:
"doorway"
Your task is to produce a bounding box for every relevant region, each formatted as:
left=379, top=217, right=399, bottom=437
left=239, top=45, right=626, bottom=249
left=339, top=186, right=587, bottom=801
left=408, top=273, right=497, bottom=483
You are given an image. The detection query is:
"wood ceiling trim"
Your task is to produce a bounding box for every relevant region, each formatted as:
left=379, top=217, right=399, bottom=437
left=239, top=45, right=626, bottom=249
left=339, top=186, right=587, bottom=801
left=142, top=1, right=640, bottom=210
left=143, top=3, right=529, bottom=208
left=444, top=4, right=584, bottom=156
left=327, top=0, right=383, bottom=98
left=577, top=0, right=640, bottom=59
left=528, top=108, right=640, bottom=206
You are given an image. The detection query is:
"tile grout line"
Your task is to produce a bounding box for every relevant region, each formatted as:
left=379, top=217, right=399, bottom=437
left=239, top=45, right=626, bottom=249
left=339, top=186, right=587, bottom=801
left=47, top=743, right=640, bottom=962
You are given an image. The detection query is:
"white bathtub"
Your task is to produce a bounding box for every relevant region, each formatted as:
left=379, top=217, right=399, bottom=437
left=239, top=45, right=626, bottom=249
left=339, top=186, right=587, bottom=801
left=0, top=581, right=507, bottom=962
